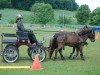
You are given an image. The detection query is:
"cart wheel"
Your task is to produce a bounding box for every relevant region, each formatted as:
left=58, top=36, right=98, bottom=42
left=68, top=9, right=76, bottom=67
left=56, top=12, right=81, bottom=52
left=30, top=47, right=46, bottom=62
left=27, top=48, right=31, bottom=58
left=3, top=45, right=19, bottom=63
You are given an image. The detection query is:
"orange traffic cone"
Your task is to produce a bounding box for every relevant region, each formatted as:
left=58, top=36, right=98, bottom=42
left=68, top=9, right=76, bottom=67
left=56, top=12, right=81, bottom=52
left=31, top=54, right=42, bottom=70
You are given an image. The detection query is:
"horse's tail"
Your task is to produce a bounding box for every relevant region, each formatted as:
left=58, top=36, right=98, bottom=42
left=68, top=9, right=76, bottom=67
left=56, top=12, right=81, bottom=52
left=53, top=33, right=59, bottom=42
left=49, top=33, right=59, bottom=51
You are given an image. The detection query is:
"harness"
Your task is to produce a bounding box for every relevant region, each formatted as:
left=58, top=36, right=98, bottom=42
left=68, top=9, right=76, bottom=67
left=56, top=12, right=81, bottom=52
left=75, top=30, right=90, bottom=45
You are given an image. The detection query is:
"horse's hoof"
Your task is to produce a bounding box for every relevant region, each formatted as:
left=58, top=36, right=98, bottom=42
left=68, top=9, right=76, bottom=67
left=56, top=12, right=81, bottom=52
left=72, top=57, right=75, bottom=59
left=68, top=56, right=71, bottom=59
left=53, top=57, right=56, bottom=61
left=72, top=56, right=76, bottom=59
left=81, top=58, right=85, bottom=61
left=49, top=57, right=51, bottom=59
left=61, top=57, right=65, bottom=60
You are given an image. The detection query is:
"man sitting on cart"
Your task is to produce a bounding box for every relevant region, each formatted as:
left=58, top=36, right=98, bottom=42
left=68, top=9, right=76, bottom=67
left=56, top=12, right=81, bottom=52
left=16, top=14, right=39, bottom=46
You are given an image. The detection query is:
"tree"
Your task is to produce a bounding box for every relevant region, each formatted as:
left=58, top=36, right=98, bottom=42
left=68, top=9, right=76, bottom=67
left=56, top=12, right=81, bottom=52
left=31, top=3, right=54, bottom=25
left=11, top=0, right=78, bottom=11
left=9, top=19, right=15, bottom=24
left=89, top=7, right=100, bottom=26
left=0, top=0, right=11, bottom=9
left=66, top=0, right=78, bottom=11
left=0, top=14, right=2, bottom=20
left=11, top=0, right=31, bottom=10
left=58, top=15, right=71, bottom=26
left=76, top=4, right=90, bottom=25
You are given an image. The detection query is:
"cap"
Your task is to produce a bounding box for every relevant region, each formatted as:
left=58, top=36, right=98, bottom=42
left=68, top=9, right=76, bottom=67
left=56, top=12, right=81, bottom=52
left=60, top=30, right=64, bottom=32
left=16, top=14, right=23, bottom=19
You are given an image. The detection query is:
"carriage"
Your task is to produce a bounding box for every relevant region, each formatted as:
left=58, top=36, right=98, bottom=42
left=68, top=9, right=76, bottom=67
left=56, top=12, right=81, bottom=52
left=0, top=31, right=46, bottom=63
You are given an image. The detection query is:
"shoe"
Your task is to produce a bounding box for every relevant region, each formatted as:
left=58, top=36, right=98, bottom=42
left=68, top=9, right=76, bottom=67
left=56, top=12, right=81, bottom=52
left=30, top=43, right=36, bottom=48
left=36, top=42, right=42, bottom=46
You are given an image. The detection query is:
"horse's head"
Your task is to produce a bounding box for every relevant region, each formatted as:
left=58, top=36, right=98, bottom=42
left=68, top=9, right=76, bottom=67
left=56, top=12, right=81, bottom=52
left=82, top=26, right=95, bottom=42
left=88, top=29, right=95, bottom=42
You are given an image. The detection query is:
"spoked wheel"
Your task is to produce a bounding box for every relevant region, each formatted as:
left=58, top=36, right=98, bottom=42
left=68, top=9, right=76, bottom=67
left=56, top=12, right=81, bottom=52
left=30, top=47, right=46, bottom=62
left=27, top=48, right=31, bottom=58
left=3, top=45, right=19, bottom=63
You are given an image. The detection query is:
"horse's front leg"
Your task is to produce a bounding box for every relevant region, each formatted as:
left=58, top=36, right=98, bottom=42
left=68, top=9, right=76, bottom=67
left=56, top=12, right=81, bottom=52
left=79, top=45, right=85, bottom=61
left=59, top=49, right=65, bottom=60
left=68, top=47, right=75, bottom=59
left=73, top=47, right=79, bottom=59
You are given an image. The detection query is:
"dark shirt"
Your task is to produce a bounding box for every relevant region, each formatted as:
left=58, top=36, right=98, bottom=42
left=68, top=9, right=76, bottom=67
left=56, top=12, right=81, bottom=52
left=17, top=20, right=26, bottom=31
left=16, top=20, right=37, bottom=44
left=16, top=20, right=33, bottom=34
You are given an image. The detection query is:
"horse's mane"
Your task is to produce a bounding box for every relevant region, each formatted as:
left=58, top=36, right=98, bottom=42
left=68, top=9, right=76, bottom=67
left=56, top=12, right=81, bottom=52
left=76, top=26, right=92, bottom=36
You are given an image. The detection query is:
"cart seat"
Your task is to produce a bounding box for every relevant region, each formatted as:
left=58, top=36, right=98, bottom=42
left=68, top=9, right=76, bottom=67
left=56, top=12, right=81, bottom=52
left=2, top=39, right=17, bottom=44
left=16, top=31, right=29, bottom=42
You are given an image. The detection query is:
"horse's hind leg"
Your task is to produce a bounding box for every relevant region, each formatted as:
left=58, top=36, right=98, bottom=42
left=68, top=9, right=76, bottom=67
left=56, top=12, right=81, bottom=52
left=54, top=43, right=63, bottom=60
left=59, top=49, right=65, bottom=60
left=68, top=47, right=75, bottom=59
left=54, top=49, right=58, bottom=60
left=49, top=50, right=54, bottom=59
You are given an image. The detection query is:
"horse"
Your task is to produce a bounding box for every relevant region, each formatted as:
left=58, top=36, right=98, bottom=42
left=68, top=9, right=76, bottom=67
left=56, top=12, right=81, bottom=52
left=48, top=26, right=95, bottom=60
left=48, top=32, right=65, bottom=60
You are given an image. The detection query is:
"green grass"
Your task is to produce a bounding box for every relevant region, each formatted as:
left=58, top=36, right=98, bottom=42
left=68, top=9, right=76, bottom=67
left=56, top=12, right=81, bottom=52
left=0, top=8, right=31, bottom=24
left=0, top=27, right=100, bottom=75
left=0, top=8, right=77, bottom=24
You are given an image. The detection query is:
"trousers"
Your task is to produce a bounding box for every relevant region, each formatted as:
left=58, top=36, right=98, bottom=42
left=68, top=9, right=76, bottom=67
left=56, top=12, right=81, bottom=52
left=28, top=32, right=38, bottom=44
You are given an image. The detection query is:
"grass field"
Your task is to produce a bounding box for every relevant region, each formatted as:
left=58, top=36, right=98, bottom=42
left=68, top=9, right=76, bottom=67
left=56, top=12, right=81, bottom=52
left=0, top=26, right=100, bottom=75
left=0, top=8, right=77, bottom=24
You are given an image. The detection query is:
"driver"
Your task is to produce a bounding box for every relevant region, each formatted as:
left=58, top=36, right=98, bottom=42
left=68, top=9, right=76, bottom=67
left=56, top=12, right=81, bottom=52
left=16, top=14, right=38, bottom=46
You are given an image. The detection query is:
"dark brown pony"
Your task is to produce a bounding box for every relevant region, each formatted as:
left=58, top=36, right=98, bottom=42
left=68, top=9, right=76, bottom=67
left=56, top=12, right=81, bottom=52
left=48, top=32, right=65, bottom=60
left=48, top=26, right=95, bottom=60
